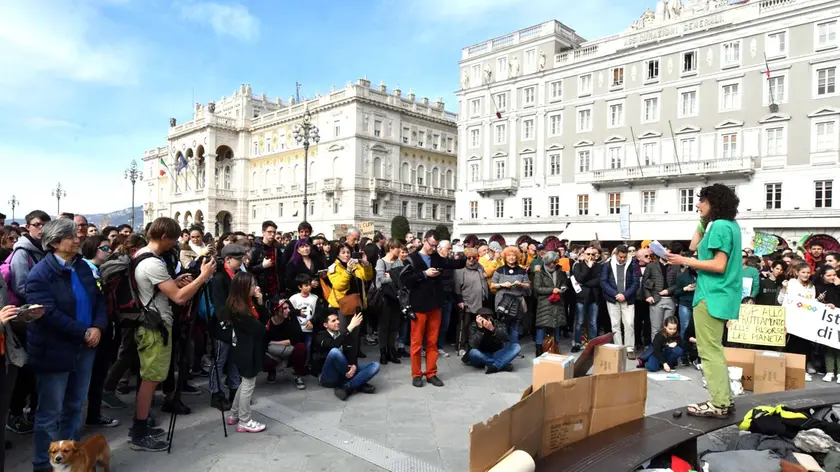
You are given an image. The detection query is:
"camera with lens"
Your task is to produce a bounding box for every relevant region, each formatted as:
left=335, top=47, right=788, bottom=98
left=401, top=304, right=416, bottom=321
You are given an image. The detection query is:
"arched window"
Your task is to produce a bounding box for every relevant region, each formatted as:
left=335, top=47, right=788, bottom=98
left=332, top=157, right=340, bottom=178
left=446, top=169, right=454, bottom=189
left=196, top=158, right=205, bottom=189
left=294, top=164, right=300, bottom=185
left=417, top=165, right=426, bottom=185
left=263, top=169, right=270, bottom=187
left=252, top=171, right=258, bottom=188
left=432, top=167, right=440, bottom=188
left=214, top=167, right=220, bottom=187
left=309, top=161, right=316, bottom=183
left=373, top=157, right=382, bottom=178
left=401, top=162, right=410, bottom=182
left=224, top=165, right=231, bottom=190
left=277, top=167, right=284, bottom=185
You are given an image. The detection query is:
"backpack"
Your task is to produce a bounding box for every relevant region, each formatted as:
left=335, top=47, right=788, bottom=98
left=0, top=248, right=35, bottom=306
left=100, top=255, right=136, bottom=321
left=125, top=252, right=170, bottom=344
left=394, top=260, right=418, bottom=320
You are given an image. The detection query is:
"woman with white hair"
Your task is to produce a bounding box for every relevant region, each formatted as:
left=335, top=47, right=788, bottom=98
left=24, top=218, right=108, bottom=472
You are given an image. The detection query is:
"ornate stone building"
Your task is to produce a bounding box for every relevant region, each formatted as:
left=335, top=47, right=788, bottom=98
left=455, top=0, right=840, bottom=246
left=142, top=79, right=458, bottom=237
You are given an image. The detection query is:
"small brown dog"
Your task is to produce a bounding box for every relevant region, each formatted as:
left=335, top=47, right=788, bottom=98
left=49, top=434, right=110, bottom=472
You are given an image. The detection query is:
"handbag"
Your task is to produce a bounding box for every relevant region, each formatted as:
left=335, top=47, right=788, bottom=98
left=338, top=293, right=363, bottom=315
left=542, top=335, right=560, bottom=354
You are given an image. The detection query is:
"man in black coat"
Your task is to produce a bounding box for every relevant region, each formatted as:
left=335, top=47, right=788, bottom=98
left=314, top=312, right=379, bottom=401
left=248, top=221, right=284, bottom=299
left=400, top=230, right=466, bottom=388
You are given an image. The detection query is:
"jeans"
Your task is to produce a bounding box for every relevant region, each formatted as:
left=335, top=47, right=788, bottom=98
left=33, top=347, right=97, bottom=470
left=319, top=348, right=380, bottom=390
left=536, top=327, right=562, bottom=346
left=86, top=320, right=115, bottom=421
left=678, top=304, right=692, bottom=339
left=468, top=343, right=521, bottom=370
left=266, top=342, right=307, bottom=377
left=209, top=340, right=240, bottom=395
left=574, top=302, right=599, bottom=345
left=643, top=346, right=685, bottom=372
left=103, top=324, right=138, bottom=393
left=505, top=318, right=520, bottom=346
left=230, top=376, right=256, bottom=423
left=649, top=298, right=676, bottom=342
left=438, top=297, right=454, bottom=349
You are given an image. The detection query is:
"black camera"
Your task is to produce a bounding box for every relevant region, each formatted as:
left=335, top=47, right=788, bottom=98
left=401, top=304, right=416, bottom=321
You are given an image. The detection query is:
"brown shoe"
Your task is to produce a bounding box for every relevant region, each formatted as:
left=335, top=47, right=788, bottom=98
left=627, top=350, right=637, bottom=360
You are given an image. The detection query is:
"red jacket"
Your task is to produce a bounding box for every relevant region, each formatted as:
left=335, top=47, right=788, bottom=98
left=805, top=252, right=824, bottom=272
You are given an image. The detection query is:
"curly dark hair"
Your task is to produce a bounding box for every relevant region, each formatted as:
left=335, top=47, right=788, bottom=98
left=698, top=183, right=739, bottom=222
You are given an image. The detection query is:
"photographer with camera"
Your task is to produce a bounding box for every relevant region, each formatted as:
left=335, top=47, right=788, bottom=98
left=462, top=307, right=519, bottom=374
left=326, top=244, right=373, bottom=348
left=400, top=230, right=466, bottom=388
left=129, top=217, right=215, bottom=452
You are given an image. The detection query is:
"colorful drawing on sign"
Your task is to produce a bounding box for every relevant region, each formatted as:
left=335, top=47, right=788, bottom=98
left=727, top=304, right=786, bottom=347
left=783, top=295, right=840, bottom=350
left=752, top=232, right=778, bottom=256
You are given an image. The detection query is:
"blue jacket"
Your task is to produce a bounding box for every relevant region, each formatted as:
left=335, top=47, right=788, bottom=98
left=600, top=257, right=639, bottom=305
left=25, top=254, right=107, bottom=373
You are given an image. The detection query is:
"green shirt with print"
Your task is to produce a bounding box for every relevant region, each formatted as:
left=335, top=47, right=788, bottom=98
left=693, top=219, right=742, bottom=320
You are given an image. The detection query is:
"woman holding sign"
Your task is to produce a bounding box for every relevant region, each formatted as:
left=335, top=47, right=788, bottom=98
left=667, top=184, right=741, bottom=419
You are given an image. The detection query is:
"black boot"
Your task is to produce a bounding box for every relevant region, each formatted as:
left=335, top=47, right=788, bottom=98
left=388, top=347, right=402, bottom=364
left=380, top=348, right=389, bottom=365
left=536, top=345, right=543, bottom=358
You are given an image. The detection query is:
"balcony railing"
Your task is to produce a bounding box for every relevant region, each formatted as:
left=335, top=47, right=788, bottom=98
left=578, top=157, right=755, bottom=187
left=369, top=178, right=392, bottom=191
left=471, top=177, right=519, bottom=196
left=323, top=178, right=342, bottom=193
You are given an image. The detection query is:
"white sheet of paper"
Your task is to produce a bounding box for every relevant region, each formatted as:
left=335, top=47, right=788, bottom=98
left=649, top=240, right=667, bottom=259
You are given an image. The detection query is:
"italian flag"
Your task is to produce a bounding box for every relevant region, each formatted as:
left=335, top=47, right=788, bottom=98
left=159, top=158, right=169, bottom=176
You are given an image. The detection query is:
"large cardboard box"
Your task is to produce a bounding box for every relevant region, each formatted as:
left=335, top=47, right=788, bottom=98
left=469, top=370, right=647, bottom=472
left=593, top=344, right=627, bottom=375
left=725, top=347, right=805, bottom=392
left=754, top=351, right=786, bottom=394
left=532, top=353, right=574, bottom=391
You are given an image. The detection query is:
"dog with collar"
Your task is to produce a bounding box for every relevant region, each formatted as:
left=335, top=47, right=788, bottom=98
left=49, top=435, right=110, bottom=472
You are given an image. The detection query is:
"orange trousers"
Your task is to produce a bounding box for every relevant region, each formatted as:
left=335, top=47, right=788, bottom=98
left=410, top=308, right=441, bottom=379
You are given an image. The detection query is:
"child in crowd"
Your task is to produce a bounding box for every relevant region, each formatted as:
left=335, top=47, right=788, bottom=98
left=223, top=272, right=268, bottom=433
left=638, top=316, right=686, bottom=373
left=289, top=273, right=317, bottom=363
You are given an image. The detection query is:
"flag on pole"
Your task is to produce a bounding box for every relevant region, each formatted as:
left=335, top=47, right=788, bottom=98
left=159, top=157, right=169, bottom=176
left=177, top=154, right=188, bottom=174
left=763, top=53, right=771, bottom=79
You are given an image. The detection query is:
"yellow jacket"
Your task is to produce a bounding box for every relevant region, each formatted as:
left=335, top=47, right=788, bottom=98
left=479, top=256, right=502, bottom=293
left=326, top=261, right=374, bottom=309
left=519, top=253, right=534, bottom=270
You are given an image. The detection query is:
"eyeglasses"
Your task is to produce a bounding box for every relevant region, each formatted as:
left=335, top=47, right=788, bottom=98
left=29, top=222, right=44, bottom=228
left=98, top=245, right=111, bottom=252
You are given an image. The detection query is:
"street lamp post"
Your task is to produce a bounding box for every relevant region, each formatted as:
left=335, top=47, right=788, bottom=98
left=51, top=182, right=66, bottom=216
left=293, top=108, right=320, bottom=222
left=8, top=195, right=18, bottom=222
left=125, top=159, right=143, bottom=229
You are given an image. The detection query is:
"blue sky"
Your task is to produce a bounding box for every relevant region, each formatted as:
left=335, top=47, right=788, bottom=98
left=0, top=0, right=647, bottom=217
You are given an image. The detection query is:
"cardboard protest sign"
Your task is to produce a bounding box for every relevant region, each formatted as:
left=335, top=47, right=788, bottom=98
left=359, top=221, right=375, bottom=239
left=783, top=295, right=840, bottom=350
left=727, top=304, right=786, bottom=347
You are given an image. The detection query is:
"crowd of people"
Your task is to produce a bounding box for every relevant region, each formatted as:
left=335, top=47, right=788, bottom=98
left=1, top=188, right=839, bottom=469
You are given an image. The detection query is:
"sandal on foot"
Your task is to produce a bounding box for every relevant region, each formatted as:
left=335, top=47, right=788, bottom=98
left=686, top=401, right=729, bottom=418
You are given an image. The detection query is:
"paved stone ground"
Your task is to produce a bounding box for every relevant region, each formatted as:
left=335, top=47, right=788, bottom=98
left=6, top=338, right=838, bottom=471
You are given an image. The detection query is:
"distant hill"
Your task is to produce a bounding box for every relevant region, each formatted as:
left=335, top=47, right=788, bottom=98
left=7, top=206, right=143, bottom=232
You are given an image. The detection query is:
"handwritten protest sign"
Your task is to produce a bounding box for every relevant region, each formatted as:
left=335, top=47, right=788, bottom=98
left=359, top=221, right=375, bottom=239
left=727, top=304, right=786, bottom=347
left=783, top=295, right=840, bottom=350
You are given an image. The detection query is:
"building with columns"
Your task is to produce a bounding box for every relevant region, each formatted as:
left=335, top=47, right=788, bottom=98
left=454, top=0, right=840, bottom=247
left=142, top=79, right=458, bottom=238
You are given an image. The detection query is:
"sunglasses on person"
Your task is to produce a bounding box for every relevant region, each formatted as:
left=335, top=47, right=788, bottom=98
left=29, top=222, right=44, bottom=228
left=585, top=252, right=597, bottom=256
left=6, top=236, right=19, bottom=242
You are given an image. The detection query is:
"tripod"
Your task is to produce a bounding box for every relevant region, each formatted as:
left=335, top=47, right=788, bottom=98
left=165, top=284, right=227, bottom=454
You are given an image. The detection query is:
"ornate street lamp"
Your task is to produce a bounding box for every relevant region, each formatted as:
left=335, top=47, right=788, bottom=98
left=293, top=108, right=320, bottom=222
left=125, top=159, right=143, bottom=229
left=8, top=195, right=19, bottom=222
left=51, top=182, right=66, bottom=216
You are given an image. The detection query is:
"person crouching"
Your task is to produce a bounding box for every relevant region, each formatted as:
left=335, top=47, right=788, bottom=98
left=462, top=307, right=520, bottom=374
left=222, top=272, right=267, bottom=433
left=637, top=316, right=686, bottom=373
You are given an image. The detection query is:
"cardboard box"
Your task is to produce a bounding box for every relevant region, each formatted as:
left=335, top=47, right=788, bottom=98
left=725, top=347, right=755, bottom=390
left=532, top=353, right=574, bottom=391
left=593, top=344, right=626, bottom=375
left=754, top=351, right=786, bottom=394
left=469, top=370, right=647, bottom=472
left=725, top=347, right=805, bottom=392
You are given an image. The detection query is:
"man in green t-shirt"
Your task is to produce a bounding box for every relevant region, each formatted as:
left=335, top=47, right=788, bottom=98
left=668, top=184, right=741, bottom=418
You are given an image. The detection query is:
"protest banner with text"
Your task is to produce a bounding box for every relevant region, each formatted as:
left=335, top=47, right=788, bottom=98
left=727, top=304, right=786, bottom=347
left=783, top=295, right=840, bottom=350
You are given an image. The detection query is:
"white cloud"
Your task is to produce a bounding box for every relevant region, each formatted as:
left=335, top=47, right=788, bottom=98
left=176, top=1, right=260, bottom=42
left=0, top=1, right=143, bottom=91
left=25, top=117, right=82, bottom=130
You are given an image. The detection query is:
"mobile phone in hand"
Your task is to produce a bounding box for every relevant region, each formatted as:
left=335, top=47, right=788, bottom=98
left=16, top=304, right=43, bottom=323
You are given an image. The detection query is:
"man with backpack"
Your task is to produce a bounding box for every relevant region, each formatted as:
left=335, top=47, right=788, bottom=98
left=129, top=217, right=215, bottom=452
left=2, top=210, right=50, bottom=435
